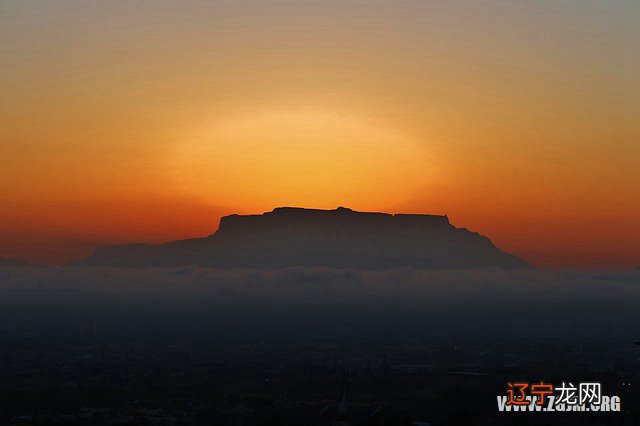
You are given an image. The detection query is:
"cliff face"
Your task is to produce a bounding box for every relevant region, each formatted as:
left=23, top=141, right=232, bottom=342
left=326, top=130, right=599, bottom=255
left=73, top=207, right=529, bottom=269
left=215, top=207, right=450, bottom=239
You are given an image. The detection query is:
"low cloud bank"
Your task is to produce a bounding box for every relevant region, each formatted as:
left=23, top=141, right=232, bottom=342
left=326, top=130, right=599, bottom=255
left=1, top=266, right=639, bottom=343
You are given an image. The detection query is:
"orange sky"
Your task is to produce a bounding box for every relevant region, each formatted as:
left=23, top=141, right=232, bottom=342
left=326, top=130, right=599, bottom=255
left=1, top=1, right=638, bottom=269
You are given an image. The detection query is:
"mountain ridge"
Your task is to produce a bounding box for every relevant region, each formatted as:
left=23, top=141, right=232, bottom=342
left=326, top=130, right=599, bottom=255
left=73, top=207, right=529, bottom=269
left=0, top=257, right=42, bottom=268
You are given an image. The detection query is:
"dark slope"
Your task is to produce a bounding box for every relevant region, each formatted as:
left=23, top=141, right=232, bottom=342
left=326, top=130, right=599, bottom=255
left=0, top=257, right=41, bottom=267
left=73, top=207, right=528, bottom=269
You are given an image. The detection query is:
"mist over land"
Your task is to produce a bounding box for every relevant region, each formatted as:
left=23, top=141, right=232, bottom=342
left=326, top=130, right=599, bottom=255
left=2, top=266, right=639, bottom=343
left=2, top=265, right=640, bottom=424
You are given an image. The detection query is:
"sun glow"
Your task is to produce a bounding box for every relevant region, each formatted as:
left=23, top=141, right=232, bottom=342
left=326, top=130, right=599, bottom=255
left=1, top=1, right=636, bottom=268
left=169, top=109, right=438, bottom=211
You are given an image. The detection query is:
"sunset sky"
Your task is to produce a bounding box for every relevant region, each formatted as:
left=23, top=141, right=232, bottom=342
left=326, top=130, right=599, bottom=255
left=1, top=0, right=638, bottom=268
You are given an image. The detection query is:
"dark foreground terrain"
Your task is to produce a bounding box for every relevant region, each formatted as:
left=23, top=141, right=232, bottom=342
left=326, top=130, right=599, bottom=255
left=1, top=266, right=639, bottom=425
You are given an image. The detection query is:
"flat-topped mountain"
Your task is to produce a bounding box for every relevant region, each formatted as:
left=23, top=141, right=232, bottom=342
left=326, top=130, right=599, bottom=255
left=73, top=207, right=528, bottom=269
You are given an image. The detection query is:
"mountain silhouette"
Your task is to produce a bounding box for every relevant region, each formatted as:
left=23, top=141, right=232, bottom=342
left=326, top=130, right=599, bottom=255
left=0, top=257, right=40, bottom=267
left=73, top=207, right=528, bottom=269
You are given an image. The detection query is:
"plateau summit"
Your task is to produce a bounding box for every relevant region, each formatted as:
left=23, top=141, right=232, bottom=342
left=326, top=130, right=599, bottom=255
left=74, top=207, right=528, bottom=269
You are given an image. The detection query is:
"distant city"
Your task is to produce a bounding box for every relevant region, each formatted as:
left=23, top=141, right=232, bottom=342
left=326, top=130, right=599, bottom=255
left=1, top=266, right=639, bottom=425
left=2, top=315, right=639, bottom=425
